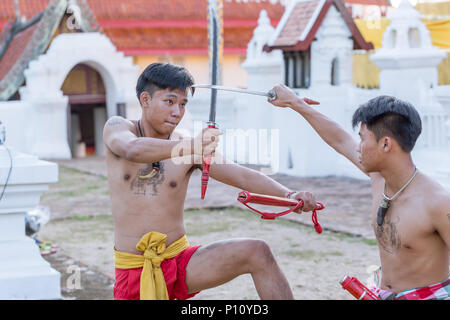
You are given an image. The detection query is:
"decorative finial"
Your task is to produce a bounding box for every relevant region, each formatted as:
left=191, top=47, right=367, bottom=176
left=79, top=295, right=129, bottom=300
left=258, top=10, right=270, bottom=27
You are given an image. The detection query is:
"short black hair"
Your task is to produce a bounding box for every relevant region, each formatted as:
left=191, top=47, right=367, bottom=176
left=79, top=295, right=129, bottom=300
left=352, top=95, right=422, bottom=152
left=136, top=63, right=195, bottom=103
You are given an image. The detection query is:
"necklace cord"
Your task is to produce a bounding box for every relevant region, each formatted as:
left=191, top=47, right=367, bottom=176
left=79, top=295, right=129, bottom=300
left=383, top=167, right=417, bottom=201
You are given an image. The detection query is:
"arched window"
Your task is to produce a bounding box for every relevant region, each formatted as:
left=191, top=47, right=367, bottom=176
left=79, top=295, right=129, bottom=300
left=408, top=28, right=420, bottom=48
left=331, top=58, right=339, bottom=86
left=387, top=30, right=397, bottom=48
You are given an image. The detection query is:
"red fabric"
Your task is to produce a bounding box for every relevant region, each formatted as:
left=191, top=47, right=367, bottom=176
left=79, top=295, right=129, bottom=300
left=370, top=277, right=450, bottom=300
left=394, top=278, right=450, bottom=300
left=113, top=245, right=201, bottom=300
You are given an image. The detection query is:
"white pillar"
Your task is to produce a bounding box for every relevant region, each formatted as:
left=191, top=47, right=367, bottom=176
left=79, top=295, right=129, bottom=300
left=0, top=138, right=61, bottom=299
left=93, top=107, right=107, bottom=156
left=241, top=10, right=283, bottom=132
left=29, top=94, right=72, bottom=159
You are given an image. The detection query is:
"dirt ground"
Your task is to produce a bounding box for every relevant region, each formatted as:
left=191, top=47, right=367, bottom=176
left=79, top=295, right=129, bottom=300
left=37, top=158, right=381, bottom=300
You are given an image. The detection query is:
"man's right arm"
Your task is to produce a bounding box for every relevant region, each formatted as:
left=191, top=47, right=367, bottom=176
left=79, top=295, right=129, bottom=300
left=270, top=84, right=369, bottom=176
left=102, top=116, right=187, bottom=163
left=103, top=116, right=221, bottom=164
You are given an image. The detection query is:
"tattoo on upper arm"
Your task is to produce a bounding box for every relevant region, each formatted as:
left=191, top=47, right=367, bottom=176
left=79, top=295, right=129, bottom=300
left=447, top=214, right=450, bottom=222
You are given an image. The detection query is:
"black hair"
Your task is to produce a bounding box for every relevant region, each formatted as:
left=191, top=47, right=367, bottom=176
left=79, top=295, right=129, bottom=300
left=352, top=95, right=422, bottom=153
left=136, top=63, right=195, bottom=103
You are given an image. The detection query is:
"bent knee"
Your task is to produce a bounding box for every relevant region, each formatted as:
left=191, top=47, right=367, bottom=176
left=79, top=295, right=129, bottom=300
left=243, top=239, right=275, bottom=266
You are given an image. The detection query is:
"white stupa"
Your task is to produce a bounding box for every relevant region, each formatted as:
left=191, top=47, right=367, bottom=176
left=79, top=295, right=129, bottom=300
left=370, top=0, right=446, bottom=101
left=0, top=122, right=61, bottom=299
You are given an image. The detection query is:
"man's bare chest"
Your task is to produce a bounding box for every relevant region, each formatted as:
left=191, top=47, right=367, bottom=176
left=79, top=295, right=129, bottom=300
left=119, top=160, right=194, bottom=197
left=371, top=196, right=431, bottom=255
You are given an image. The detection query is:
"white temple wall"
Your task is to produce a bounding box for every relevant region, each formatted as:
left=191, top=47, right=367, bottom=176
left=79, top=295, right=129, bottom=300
left=310, top=4, right=353, bottom=87
left=0, top=101, right=34, bottom=154
left=221, top=3, right=450, bottom=190
left=0, top=32, right=140, bottom=160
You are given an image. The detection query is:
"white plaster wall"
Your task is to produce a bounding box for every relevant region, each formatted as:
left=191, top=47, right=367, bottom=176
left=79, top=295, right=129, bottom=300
left=230, top=4, right=450, bottom=190
left=271, top=4, right=365, bottom=178
left=0, top=101, right=35, bottom=154
left=310, top=4, right=353, bottom=87
left=14, top=32, right=140, bottom=159
left=271, top=85, right=375, bottom=180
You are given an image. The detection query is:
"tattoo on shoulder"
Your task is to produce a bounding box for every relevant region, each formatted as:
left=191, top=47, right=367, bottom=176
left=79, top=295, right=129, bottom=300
left=130, top=162, right=165, bottom=196
left=447, top=213, right=450, bottom=222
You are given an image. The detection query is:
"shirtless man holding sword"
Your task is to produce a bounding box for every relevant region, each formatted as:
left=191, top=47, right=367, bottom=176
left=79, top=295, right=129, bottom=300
left=268, top=84, right=450, bottom=300
left=103, top=63, right=318, bottom=300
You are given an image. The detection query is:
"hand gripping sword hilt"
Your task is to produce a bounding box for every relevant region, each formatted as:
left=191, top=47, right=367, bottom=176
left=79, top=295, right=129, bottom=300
left=201, top=122, right=218, bottom=199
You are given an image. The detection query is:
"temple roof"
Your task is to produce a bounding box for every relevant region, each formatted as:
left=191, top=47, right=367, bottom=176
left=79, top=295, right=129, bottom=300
left=0, top=0, right=287, bottom=100
left=0, top=0, right=285, bottom=55
left=0, top=0, right=387, bottom=100
left=267, top=0, right=373, bottom=51
left=344, top=0, right=389, bottom=5
left=0, top=0, right=100, bottom=101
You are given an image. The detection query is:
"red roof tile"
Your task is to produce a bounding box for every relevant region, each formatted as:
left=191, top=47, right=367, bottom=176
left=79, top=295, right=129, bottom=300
left=0, top=22, right=38, bottom=80
left=344, top=0, right=388, bottom=5
left=269, top=0, right=373, bottom=51
left=86, top=0, right=285, bottom=21
left=274, top=1, right=320, bottom=47
left=0, top=0, right=284, bottom=54
left=0, top=0, right=48, bottom=21
left=104, top=25, right=254, bottom=55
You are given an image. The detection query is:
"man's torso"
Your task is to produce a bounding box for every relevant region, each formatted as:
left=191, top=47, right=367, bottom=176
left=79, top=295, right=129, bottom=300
left=370, top=173, right=449, bottom=293
left=106, top=121, right=197, bottom=254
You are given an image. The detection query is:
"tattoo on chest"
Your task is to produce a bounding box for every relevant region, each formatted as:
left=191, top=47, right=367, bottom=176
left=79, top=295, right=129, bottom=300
left=130, top=162, right=165, bottom=196
left=375, top=215, right=401, bottom=254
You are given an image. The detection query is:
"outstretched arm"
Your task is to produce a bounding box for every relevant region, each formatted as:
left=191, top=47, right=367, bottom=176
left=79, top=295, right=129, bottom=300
left=269, top=84, right=369, bottom=176
left=208, top=152, right=317, bottom=212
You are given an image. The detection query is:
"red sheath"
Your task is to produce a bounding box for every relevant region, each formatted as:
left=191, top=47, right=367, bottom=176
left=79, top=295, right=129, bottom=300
left=238, top=191, right=299, bottom=207
left=340, top=275, right=381, bottom=300
left=201, top=123, right=217, bottom=199
left=237, top=190, right=325, bottom=233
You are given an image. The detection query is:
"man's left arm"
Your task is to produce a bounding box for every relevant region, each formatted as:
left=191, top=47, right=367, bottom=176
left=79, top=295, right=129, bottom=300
left=208, top=152, right=317, bottom=212
left=431, top=193, right=450, bottom=249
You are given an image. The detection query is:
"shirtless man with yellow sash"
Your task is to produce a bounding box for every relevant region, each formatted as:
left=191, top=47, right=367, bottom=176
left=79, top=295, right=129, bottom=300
left=103, top=63, right=317, bottom=300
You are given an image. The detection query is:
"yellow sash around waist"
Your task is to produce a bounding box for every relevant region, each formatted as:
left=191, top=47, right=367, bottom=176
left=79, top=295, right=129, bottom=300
left=114, top=232, right=189, bottom=300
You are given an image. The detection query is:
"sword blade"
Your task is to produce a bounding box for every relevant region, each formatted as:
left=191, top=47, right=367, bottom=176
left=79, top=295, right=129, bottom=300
left=210, top=11, right=219, bottom=123
left=192, top=84, right=276, bottom=99
left=208, top=1, right=221, bottom=124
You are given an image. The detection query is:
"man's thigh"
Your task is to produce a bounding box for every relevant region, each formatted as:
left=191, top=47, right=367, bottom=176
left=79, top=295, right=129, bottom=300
left=185, top=238, right=264, bottom=294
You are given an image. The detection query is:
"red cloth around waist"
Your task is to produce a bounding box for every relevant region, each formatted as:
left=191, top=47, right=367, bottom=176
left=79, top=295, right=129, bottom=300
left=113, top=245, right=201, bottom=300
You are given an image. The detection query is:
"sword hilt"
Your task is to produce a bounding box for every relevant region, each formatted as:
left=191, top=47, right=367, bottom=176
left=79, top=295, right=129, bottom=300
left=201, top=122, right=218, bottom=199
left=267, top=89, right=277, bottom=101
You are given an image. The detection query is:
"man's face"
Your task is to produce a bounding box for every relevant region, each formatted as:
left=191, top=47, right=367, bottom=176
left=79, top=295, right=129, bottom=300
left=142, top=88, right=188, bottom=136
left=357, top=123, right=384, bottom=173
